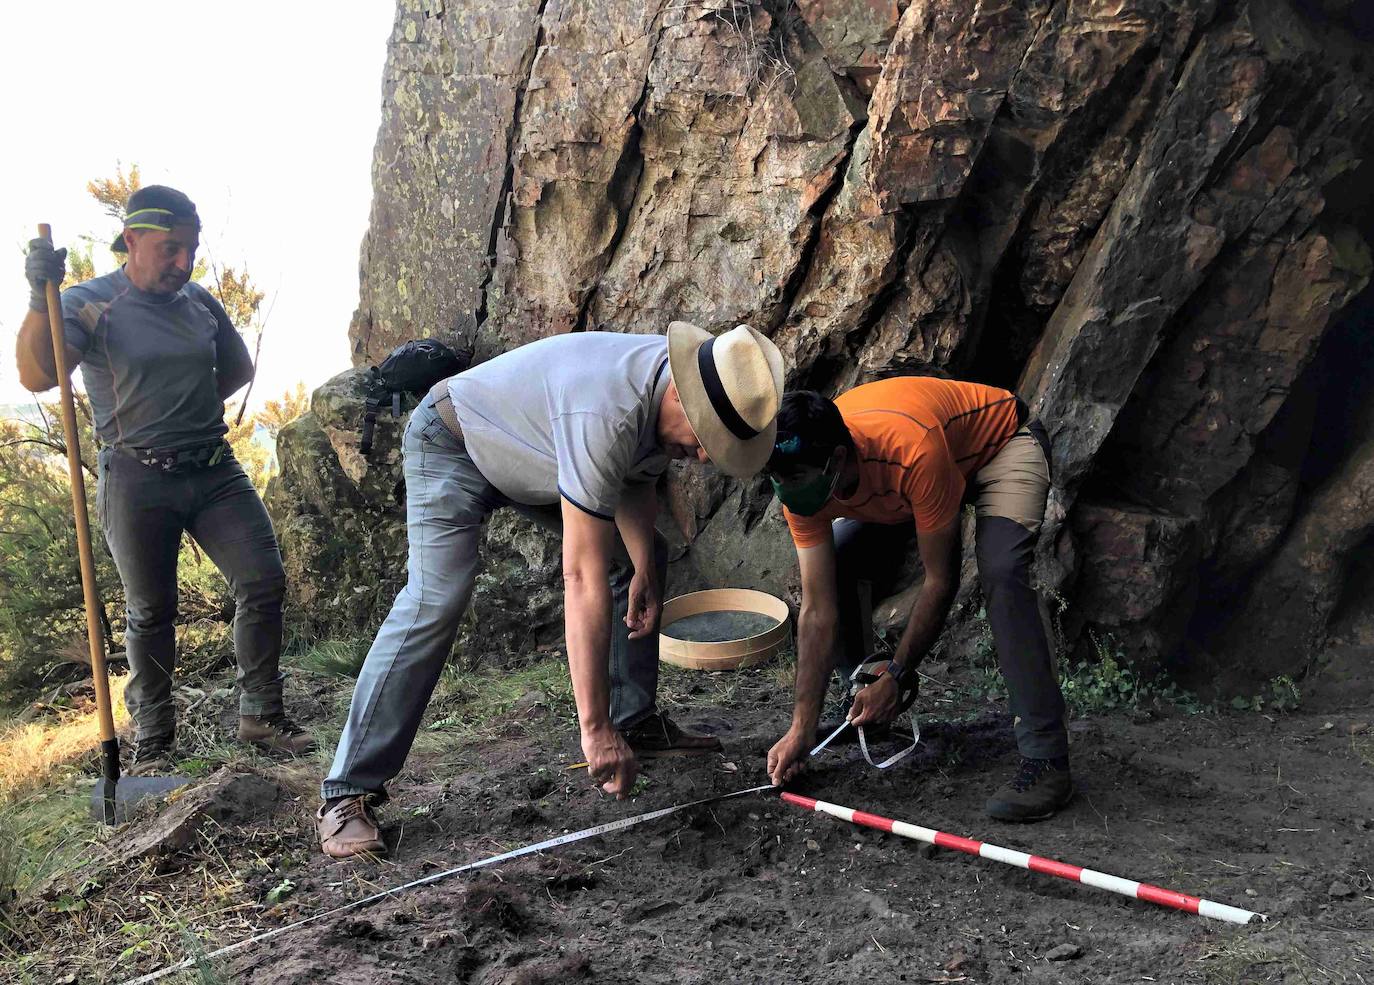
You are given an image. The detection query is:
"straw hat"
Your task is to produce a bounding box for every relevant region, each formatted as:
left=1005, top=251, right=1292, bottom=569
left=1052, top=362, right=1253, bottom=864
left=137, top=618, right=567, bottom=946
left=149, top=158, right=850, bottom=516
left=667, top=321, right=784, bottom=479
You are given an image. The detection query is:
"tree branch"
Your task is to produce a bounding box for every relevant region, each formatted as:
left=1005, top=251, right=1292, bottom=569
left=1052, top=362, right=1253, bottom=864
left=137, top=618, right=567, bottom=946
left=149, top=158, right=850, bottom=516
left=0, top=438, right=98, bottom=478
left=234, top=286, right=277, bottom=429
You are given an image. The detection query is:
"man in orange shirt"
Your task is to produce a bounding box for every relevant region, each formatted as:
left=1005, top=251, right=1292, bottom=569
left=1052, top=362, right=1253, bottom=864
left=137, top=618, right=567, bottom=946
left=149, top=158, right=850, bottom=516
left=765, top=378, right=1071, bottom=821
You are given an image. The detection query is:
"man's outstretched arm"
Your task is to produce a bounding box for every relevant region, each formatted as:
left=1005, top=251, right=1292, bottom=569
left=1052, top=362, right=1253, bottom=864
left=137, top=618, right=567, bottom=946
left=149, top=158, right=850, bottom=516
left=767, top=537, right=840, bottom=785
left=562, top=496, right=639, bottom=798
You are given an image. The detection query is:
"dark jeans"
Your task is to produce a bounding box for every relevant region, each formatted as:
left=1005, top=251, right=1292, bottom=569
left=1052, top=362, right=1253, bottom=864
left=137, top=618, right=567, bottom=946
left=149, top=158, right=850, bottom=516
left=97, top=445, right=286, bottom=741
left=834, top=423, right=1069, bottom=760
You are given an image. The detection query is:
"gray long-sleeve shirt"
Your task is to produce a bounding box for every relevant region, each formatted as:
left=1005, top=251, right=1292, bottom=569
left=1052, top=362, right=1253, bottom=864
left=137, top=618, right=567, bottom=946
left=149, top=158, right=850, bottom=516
left=59, top=267, right=251, bottom=450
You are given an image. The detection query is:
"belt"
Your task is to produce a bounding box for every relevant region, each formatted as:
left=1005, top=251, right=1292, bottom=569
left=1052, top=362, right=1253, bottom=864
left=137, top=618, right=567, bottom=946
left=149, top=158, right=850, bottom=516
left=427, top=380, right=464, bottom=443
left=123, top=439, right=231, bottom=472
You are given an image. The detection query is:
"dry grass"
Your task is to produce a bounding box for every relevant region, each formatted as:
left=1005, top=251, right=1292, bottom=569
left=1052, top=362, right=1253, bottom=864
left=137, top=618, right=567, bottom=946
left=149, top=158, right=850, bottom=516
left=1198, top=935, right=1373, bottom=984
left=0, top=676, right=131, bottom=802
left=1, top=817, right=304, bottom=983
left=0, top=661, right=336, bottom=984
left=1352, top=731, right=1374, bottom=769
left=0, top=653, right=590, bottom=983
left=0, top=627, right=340, bottom=983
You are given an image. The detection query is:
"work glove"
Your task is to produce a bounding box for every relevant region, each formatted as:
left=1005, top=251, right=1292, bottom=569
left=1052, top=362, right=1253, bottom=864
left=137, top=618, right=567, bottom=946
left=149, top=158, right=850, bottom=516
left=25, top=238, right=67, bottom=312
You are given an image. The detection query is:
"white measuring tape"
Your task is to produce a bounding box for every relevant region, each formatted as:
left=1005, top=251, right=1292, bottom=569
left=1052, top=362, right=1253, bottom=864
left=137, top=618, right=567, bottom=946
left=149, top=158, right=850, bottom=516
left=120, top=783, right=774, bottom=985
left=808, top=658, right=922, bottom=770
left=809, top=717, right=920, bottom=769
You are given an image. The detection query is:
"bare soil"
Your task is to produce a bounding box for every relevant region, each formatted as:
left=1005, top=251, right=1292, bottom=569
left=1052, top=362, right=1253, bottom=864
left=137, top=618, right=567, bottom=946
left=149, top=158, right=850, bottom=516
left=12, top=650, right=1374, bottom=985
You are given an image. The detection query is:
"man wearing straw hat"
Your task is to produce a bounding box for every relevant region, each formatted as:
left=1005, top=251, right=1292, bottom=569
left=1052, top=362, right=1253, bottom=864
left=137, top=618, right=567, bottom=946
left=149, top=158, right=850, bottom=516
left=317, top=323, right=785, bottom=859
left=16, top=186, right=316, bottom=774
left=764, top=381, right=1072, bottom=822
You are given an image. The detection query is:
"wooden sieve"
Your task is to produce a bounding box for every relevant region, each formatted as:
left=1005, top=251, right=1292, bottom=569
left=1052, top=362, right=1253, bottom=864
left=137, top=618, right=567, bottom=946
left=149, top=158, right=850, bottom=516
left=658, top=588, right=791, bottom=670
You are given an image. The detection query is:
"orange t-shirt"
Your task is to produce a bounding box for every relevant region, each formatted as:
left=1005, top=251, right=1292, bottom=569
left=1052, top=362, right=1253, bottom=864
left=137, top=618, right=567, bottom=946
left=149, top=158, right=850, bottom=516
left=783, top=377, right=1023, bottom=548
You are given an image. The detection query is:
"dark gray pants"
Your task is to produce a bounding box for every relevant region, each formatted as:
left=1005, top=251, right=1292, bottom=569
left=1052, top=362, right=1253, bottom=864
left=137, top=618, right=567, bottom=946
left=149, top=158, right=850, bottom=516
left=834, top=424, right=1069, bottom=760
left=97, top=445, right=286, bottom=741
left=322, top=399, right=666, bottom=801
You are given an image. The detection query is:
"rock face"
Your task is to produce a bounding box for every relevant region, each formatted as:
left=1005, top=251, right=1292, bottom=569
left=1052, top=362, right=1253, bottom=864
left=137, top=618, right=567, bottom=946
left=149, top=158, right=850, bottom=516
left=266, top=371, right=564, bottom=659
left=271, top=0, right=1374, bottom=687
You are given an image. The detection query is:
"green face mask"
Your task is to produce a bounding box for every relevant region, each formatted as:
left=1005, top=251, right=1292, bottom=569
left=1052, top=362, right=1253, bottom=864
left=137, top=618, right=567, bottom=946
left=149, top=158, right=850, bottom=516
left=770, top=455, right=839, bottom=516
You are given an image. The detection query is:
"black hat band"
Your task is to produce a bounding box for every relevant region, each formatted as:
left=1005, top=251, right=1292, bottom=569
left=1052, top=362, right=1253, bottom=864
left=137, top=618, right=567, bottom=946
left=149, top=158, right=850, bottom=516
left=697, top=335, right=760, bottom=441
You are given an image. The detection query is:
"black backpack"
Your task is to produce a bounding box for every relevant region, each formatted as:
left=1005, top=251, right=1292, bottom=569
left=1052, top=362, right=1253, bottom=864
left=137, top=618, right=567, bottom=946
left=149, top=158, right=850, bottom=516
left=360, top=339, right=470, bottom=457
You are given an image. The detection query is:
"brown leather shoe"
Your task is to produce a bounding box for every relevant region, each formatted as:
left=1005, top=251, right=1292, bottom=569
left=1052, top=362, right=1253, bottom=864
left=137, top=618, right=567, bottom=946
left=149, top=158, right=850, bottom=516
left=317, top=796, right=387, bottom=859
left=238, top=712, right=317, bottom=756
left=622, top=712, right=722, bottom=758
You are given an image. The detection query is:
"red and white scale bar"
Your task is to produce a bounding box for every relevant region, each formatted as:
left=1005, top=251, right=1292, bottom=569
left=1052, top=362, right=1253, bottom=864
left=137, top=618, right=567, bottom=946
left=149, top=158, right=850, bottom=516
left=781, top=793, right=1263, bottom=925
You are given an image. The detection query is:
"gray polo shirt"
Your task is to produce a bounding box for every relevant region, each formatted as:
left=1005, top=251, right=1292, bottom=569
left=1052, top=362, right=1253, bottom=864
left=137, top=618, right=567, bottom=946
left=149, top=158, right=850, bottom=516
left=60, top=268, right=252, bottom=450
left=447, top=333, right=671, bottom=519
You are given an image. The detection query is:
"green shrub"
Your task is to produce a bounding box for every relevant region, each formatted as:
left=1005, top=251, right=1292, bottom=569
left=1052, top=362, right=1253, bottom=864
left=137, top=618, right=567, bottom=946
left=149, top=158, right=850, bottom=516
left=0, top=408, right=123, bottom=704
left=1230, top=675, right=1301, bottom=714
left=1059, top=633, right=1211, bottom=717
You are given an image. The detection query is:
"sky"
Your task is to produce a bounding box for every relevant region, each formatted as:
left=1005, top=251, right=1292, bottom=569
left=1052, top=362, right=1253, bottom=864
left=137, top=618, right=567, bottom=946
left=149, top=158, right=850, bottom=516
left=0, top=2, right=395, bottom=409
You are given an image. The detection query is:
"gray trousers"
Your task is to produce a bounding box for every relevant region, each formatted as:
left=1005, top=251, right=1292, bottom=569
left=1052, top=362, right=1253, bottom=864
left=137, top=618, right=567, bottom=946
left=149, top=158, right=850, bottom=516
left=834, top=422, right=1069, bottom=760
left=322, top=399, right=666, bottom=801
left=97, top=445, right=287, bottom=741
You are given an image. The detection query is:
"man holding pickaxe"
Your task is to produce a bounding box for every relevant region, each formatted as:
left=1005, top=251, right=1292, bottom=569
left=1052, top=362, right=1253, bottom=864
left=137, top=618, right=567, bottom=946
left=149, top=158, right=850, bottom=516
left=16, top=186, right=315, bottom=774
left=764, top=380, right=1072, bottom=821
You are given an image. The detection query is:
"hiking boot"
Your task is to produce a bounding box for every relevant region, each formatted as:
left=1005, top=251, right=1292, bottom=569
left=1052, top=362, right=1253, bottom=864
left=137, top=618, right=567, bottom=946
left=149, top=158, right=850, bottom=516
left=622, top=712, right=722, bottom=758
left=317, top=796, right=386, bottom=859
left=128, top=734, right=175, bottom=776
left=238, top=712, right=317, bottom=756
left=985, top=756, right=1073, bottom=822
